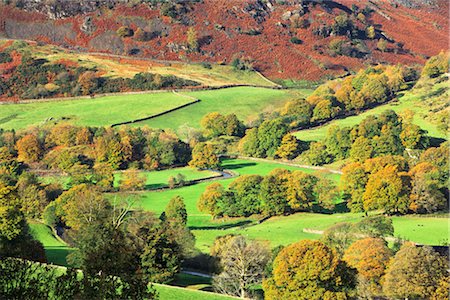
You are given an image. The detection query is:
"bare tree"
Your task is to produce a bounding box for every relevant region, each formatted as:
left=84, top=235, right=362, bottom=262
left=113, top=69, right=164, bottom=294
left=213, top=236, right=269, bottom=299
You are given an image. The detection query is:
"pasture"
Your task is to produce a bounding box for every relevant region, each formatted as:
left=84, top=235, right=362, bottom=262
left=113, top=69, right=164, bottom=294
left=140, top=87, right=311, bottom=129
left=0, top=87, right=309, bottom=131
left=154, top=284, right=237, bottom=300
left=133, top=158, right=341, bottom=228
left=29, top=222, right=74, bottom=266
left=0, top=92, right=192, bottom=130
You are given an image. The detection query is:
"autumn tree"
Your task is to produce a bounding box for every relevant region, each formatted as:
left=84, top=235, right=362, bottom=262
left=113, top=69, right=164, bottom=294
left=303, top=142, right=332, bottom=166
left=280, top=99, right=312, bottom=128
left=343, top=238, right=392, bottom=298
left=57, top=184, right=109, bottom=231
left=366, top=25, right=375, bottom=39
left=400, top=123, right=428, bottom=149
left=409, top=162, right=446, bottom=213
left=383, top=243, right=447, bottom=299
left=197, top=183, right=227, bottom=217
left=340, top=162, right=368, bottom=212
left=377, top=39, right=387, bottom=52
left=349, top=136, right=374, bottom=162
left=363, top=165, right=411, bottom=214
left=275, top=134, right=300, bottom=159
left=120, top=169, right=146, bottom=192
left=263, top=240, right=355, bottom=300
left=421, top=51, right=448, bottom=78
left=285, top=171, right=317, bottom=211
left=16, top=134, right=42, bottom=163
left=213, top=236, right=270, bottom=298
left=189, top=142, right=219, bottom=169
left=186, top=27, right=198, bottom=52
left=200, top=112, right=244, bottom=137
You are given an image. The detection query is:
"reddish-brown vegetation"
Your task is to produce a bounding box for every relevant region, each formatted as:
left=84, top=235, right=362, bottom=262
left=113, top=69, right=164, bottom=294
left=0, top=1, right=447, bottom=81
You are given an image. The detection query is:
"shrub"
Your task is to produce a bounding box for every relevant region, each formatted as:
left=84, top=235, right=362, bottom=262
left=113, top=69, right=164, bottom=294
left=116, top=26, right=134, bottom=38
left=290, top=37, right=303, bottom=44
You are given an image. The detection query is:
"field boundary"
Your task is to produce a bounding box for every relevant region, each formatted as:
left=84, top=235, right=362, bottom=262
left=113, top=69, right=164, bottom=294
left=110, top=98, right=200, bottom=127
left=0, top=84, right=285, bottom=105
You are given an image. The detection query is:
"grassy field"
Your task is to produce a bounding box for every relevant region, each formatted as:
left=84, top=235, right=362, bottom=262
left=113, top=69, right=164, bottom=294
left=132, top=158, right=341, bottom=228
left=132, top=87, right=311, bottom=130
left=29, top=222, right=74, bottom=266
left=293, top=79, right=448, bottom=141
left=391, top=215, right=449, bottom=245
left=0, top=92, right=192, bottom=130
left=114, top=167, right=219, bottom=189
left=154, top=284, right=237, bottom=300
left=0, top=87, right=310, bottom=131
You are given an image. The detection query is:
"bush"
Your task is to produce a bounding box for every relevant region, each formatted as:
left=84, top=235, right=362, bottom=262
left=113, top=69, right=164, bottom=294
left=290, top=37, right=303, bottom=44
left=116, top=26, right=134, bottom=38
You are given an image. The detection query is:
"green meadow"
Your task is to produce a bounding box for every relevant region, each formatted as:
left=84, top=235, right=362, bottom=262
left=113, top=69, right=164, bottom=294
left=0, top=87, right=311, bottom=131
left=154, top=284, right=237, bottom=300
left=140, top=87, right=311, bottom=129
left=0, top=92, right=192, bottom=130
left=29, top=222, right=74, bottom=266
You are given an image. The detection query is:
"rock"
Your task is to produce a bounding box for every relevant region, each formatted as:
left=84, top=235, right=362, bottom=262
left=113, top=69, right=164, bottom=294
left=281, top=11, right=292, bottom=21
left=80, top=16, right=95, bottom=35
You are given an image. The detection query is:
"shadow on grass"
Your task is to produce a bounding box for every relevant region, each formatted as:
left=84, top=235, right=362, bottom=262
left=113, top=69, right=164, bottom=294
left=45, top=247, right=74, bottom=267
left=220, top=162, right=257, bottom=170
left=171, top=273, right=211, bottom=288
left=311, top=202, right=350, bottom=214
left=189, top=220, right=253, bottom=230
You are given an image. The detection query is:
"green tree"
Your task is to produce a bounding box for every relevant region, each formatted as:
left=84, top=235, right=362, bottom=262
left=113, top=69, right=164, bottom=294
left=165, top=196, right=187, bottom=226
left=340, top=162, right=368, bottom=212
left=349, top=136, right=374, bottom=162
left=257, top=119, right=288, bottom=158
left=228, top=175, right=263, bottom=216
left=263, top=240, right=355, bottom=300
left=303, top=142, right=332, bottom=166
left=260, top=169, right=289, bottom=216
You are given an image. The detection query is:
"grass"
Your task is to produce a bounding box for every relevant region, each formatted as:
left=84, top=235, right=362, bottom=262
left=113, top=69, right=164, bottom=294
left=134, top=87, right=311, bottom=130
left=391, top=215, right=449, bottom=245
left=113, top=167, right=220, bottom=189
left=28, top=222, right=74, bottom=266
left=0, top=87, right=310, bottom=131
left=0, top=92, right=192, bottom=130
left=193, top=212, right=363, bottom=252
left=132, top=158, right=341, bottom=228
left=293, top=79, right=448, bottom=141
left=154, top=284, right=237, bottom=300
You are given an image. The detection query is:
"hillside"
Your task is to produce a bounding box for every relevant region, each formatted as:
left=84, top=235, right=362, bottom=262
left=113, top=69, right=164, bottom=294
left=0, top=0, right=447, bottom=81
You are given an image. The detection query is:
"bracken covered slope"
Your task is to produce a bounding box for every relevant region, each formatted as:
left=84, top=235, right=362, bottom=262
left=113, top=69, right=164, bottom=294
left=0, top=0, right=447, bottom=81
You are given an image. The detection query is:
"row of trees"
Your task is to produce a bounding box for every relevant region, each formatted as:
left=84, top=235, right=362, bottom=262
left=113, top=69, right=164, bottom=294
left=302, top=109, right=428, bottom=165
left=2, top=124, right=191, bottom=173
left=197, top=169, right=338, bottom=218
left=207, top=216, right=447, bottom=299
left=0, top=42, right=198, bottom=99
left=340, top=142, right=448, bottom=214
